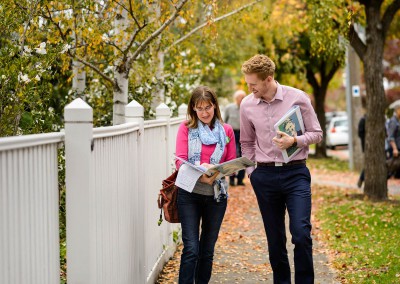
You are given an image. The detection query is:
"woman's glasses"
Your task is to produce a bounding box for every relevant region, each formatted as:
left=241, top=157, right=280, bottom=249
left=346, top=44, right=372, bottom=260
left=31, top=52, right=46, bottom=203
left=194, top=105, right=214, bottom=113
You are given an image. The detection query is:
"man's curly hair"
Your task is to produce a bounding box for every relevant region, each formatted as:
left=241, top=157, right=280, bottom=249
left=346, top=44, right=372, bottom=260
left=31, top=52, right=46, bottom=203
left=241, top=54, right=275, bottom=81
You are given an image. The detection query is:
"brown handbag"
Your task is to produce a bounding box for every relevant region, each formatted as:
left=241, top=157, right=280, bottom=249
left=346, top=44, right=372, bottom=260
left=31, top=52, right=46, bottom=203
left=387, top=156, right=400, bottom=174
left=157, top=170, right=180, bottom=225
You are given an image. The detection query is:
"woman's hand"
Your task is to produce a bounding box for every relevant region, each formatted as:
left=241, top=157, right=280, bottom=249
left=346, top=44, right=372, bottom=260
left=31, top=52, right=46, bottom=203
left=199, top=171, right=219, bottom=185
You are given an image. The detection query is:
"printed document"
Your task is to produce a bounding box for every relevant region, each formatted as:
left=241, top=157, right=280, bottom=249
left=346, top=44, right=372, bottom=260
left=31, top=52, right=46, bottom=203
left=175, top=156, right=255, bottom=192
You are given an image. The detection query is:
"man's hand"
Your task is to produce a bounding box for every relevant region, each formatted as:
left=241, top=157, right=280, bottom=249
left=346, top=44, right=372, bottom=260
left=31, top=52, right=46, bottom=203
left=272, top=131, right=295, bottom=150
left=199, top=171, right=220, bottom=185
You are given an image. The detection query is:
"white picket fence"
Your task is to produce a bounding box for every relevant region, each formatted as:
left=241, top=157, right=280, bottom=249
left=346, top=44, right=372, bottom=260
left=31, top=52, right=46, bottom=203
left=0, top=98, right=188, bottom=284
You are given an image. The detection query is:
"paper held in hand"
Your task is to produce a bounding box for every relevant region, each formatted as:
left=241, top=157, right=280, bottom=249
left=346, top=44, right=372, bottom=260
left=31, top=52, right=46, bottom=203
left=174, top=156, right=255, bottom=192
left=274, top=105, right=305, bottom=163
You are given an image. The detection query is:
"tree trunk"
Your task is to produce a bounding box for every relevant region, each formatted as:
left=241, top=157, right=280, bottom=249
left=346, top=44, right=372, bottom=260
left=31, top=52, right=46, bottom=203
left=72, top=60, right=86, bottom=96
left=113, top=68, right=129, bottom=125
left=152, top=51, right=165, bottom=109
left=113, top=8, right=129, bottom=125
left=313, top=85, right=328, bottom=158
left=306, top=61, right=338, bottom=158
left=362, top=5, right=388, bottom=200
left=72, top=3, right=85, bottom=97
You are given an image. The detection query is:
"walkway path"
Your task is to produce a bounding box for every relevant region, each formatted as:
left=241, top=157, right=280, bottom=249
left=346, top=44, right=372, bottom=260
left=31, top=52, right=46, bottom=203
left=320, top=148, right=400, bottom=196
left=157, top=182, right=340, bottom=283
left=156, top=150, right=400, bottom=283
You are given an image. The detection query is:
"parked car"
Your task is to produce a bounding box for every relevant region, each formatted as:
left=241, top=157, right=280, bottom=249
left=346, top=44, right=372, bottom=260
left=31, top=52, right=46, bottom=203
left=326, top=116, right=349, bottom=149
left=325, top=111, right=347, bottom=126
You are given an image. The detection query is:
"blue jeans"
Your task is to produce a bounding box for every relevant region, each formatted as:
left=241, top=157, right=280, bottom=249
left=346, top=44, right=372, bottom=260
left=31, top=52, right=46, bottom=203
left=250, top=164, right=314, bottom=284
left=177, top=188, right=227, bottom=284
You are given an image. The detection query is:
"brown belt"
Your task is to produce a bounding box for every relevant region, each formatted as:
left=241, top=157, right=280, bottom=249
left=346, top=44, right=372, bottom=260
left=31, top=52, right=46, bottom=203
left=257, top=159, right=306, bottom=167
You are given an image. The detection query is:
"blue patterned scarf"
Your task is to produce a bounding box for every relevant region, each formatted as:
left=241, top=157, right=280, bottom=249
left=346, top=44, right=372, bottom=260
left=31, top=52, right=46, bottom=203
left=188, top=120, right=228, bottom=202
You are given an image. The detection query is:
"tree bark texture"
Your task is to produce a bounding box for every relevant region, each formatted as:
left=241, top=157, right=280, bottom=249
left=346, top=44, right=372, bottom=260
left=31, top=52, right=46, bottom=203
left=362, top=2, right=388, bottom=200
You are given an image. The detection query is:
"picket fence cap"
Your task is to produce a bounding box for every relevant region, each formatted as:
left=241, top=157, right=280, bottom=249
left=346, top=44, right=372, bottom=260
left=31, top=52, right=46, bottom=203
left=178, top=103, right=188, bottom=117
left=125, top=100, right=144, bottom=117
left=156, top=103, right=171, bottom=117
left=64, top=98, right=93, bottom=122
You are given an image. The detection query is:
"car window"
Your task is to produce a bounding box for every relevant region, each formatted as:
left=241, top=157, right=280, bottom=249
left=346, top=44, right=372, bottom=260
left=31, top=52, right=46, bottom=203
left=334, top=120, right=348, bottom=127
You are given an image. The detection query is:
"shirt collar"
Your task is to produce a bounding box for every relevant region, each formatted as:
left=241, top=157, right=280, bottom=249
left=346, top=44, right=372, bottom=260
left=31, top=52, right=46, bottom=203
left=255, top=81, right=283, bottom=104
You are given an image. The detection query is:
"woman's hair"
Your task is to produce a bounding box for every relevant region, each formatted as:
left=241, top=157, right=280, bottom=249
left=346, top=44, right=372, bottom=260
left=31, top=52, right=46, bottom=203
left=186, top=86, right=223, bottom=129
left=241, top=54, right=276, bottom=81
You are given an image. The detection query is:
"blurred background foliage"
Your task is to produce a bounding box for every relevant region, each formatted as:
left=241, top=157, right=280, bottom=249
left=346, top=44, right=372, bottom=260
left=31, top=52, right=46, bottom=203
left=0, top=0, right=399, bottom=136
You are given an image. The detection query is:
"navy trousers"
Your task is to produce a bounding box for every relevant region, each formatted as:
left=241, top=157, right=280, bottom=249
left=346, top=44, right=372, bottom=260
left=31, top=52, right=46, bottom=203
left=230, top=130, right=245, bottom=184
left=250, top=164, right=314, bottom=284
left=177, top=188, right=227, bottom=284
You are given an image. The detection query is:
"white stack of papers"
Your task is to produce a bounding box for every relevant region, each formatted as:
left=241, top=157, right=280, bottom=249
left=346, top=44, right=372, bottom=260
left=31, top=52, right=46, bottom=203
left=175, top=156, right=255, bottom=192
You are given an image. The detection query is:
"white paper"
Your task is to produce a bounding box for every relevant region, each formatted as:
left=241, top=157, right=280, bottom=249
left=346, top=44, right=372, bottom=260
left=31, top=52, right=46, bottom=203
left=175, top=164, right=204, bottom=192
left=174, top=156, right=255, bottom=192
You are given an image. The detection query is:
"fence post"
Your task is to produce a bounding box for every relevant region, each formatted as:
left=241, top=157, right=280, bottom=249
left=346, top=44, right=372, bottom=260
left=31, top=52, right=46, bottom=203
left=64, top=98, right=93, bottom=283
left=125, top=100, right=146, bottom=283
left=178, top=103, right=188, bottom=118
left=156, top=103, right=171, bottom=176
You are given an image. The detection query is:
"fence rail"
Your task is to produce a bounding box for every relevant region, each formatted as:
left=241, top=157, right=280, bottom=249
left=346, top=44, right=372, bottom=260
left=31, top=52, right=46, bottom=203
left=0, top=133, right=63, bottom=284
left=0, top=98, right=188, bottom=284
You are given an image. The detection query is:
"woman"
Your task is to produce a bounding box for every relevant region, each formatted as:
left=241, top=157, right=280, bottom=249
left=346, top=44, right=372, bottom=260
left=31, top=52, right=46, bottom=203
left=175, top=86, right=236, bottom=283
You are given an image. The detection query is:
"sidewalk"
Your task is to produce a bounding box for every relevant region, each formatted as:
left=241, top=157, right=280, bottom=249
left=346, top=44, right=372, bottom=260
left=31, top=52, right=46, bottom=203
left=322, top=148, right=400, bottom=196
left=157, top=151, right=400, bottom=283
left=157, top=179, right=340, bottom=283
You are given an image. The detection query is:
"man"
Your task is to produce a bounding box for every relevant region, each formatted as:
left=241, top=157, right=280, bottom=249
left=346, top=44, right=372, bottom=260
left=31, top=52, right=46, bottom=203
left=240, top=54, right=322, bottom=284
left=224, top=90, right=247, bottom=186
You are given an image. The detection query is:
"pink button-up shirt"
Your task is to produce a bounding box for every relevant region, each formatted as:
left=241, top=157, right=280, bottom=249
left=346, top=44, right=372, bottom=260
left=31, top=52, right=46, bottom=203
left=240, top=82, right=323, bottom=174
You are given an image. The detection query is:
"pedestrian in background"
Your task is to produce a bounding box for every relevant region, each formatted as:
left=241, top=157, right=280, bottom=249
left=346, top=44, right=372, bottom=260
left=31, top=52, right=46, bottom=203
left=175, top=85, right=236, bottom=284
left=240, top=54, right=323, bottom=284
left=386, top=100, right=400, bottom=177
left=224, top=90, right=247, bottom=186
left=357, top=113, right=366, bottom=188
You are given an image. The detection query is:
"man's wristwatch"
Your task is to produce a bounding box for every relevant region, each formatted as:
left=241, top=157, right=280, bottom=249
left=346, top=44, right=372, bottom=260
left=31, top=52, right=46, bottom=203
left=292, top=136, right=297, bottom=147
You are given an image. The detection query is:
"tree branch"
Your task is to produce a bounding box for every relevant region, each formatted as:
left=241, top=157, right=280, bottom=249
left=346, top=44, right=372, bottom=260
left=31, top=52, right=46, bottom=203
left=306, top=66, right=320, bottom=92
left=381, top=0, right=400, bottom=36
left=127, top=0, right=141, bottom=28
left=165, top=0, right=262, bottom=52
left=348, top=23, right=367, bottom=61
left=127, top=0, right=189, bottom=67
left=123, top=22, right=148, bottom=60
left=42, top=5, right=68, bottom=42
left=69, top=51, right=115, bottom=86
left=326, top=60, right=341, bottom=82
left=19, top=0, right=40, bottom=54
